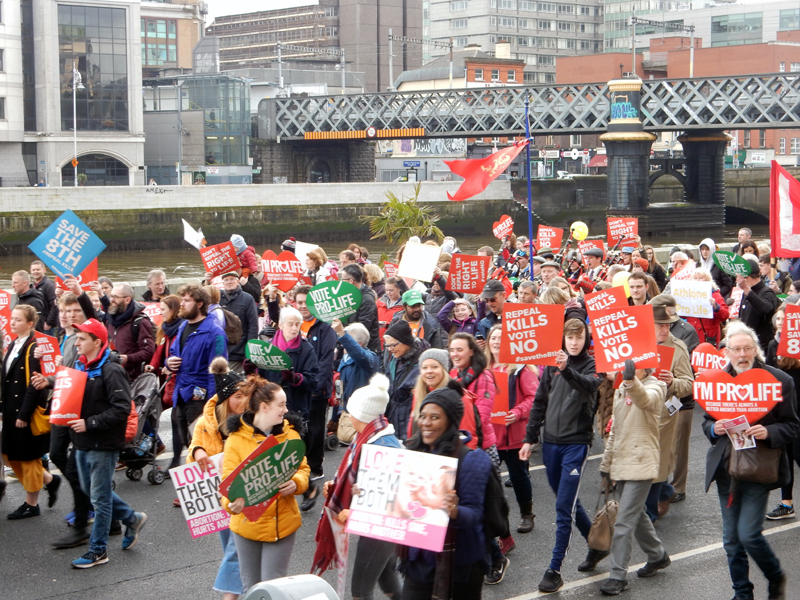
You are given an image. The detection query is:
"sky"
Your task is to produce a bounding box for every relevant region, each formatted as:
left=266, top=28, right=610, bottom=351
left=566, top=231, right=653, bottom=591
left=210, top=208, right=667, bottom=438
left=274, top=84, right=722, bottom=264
left=207, top=0, right=316, bottom=24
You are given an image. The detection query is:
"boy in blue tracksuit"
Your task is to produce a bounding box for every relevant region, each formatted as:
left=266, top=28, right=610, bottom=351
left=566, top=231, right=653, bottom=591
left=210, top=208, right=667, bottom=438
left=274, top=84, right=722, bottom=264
left=520, top=318, right=602, bottom=593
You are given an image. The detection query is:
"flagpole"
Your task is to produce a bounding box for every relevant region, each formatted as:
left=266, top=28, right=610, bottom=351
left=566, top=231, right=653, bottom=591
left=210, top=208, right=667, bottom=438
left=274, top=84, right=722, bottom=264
left=525, top=93, right=534, bottom=261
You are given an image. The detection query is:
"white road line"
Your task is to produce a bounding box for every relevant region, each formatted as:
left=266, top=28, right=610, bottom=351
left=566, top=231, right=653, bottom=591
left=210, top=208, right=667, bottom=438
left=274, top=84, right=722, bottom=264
left=503, top=519, right=800, bottom=600
left=499, top=453, right=602, bottom=478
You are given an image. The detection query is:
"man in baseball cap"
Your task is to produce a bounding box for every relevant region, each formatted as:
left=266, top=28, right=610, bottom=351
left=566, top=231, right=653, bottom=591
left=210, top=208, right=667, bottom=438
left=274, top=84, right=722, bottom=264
left=388, top=289, right=445, bottom=349
left=477, top=279, right=506, bottom=343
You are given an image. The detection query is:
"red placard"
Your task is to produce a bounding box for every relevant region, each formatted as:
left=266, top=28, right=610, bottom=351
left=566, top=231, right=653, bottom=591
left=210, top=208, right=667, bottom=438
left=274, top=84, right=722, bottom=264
left=589, top=304, right=658, bottom=373
left=607, top=217, right=638, bottom=248
left=261, top=250, right=304, bottom=292
left=578, top=239, right=605, bottom=261
left=499, top=304, right=565, bottom=366
left=492, top=215, right=514, bottom=240
left=777, top=305, right=800, bottom=359
left=446, top=254, right=492, bottom=294
left=34, top=332, right=61, bottom=376
left=384, top=262, right=398, bottom=279
left=141, top=302, right=164, bottom=328
left=584, top=286, right=628, bottom=314
left=693, top=369, right=783, bottom=424
left=56, top=258, right=99, bottom=291
left=691, top=342, right=729, bottom=373
left=536, top=225, right=564, bottom=252
left=0, top=289, right=13, bottom=352
left=655, top=345, right=675, bottom=380
left=200, top=242, right=241, bottom=278
left=729, top=288, right=743, bottom=319
left=491, top=374, right=509, bottom=425
left=49, top=366, right=87, bottom=425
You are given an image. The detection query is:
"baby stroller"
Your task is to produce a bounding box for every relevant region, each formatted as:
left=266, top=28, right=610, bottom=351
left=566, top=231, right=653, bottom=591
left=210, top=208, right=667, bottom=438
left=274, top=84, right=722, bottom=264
left=118, top=373, right=166, bottom=485
left=324, top=375, right=341, bottom=451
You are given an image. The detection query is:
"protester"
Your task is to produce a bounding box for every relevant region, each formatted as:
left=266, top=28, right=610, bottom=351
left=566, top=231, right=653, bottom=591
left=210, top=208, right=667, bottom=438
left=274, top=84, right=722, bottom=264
left=11, top=270, right=45, bottom=331
left=390, top=289, right=445, bottom=349
left=516, top=280, right=538, bottom=304
left=760, top=254, right=793, bottom=295
left=30, top=260, right=58, bottom=333
left=383, top=320, right=429, bottom=440
left=697, top=239, right=733, bottom=298
left=230, top=234, right=259, bottom=280
left=703, top=322, right=799, bottom=600
left=425, top=267, right=457, bottom=319
left=685, top=268, right=729, bottom=348
left=477, top=279, right=506, bottom=342
left=341, top=264, right=381, bottom=352
left=219, top=271, right=258, bottom=373
left=332, top=319, right=380, bottom=440
left=737, top=257, right=780, bottom=351
left=732, top=228, right=752, bottom=255
left=339, top=250, right=356, bottom=267
left=304, top=248, right=331, bottom=286
left=363, top=263, right=386, bottom=299
left=142, top=269, right=169, bottom=302
left=222, top=379, right=310, bottom=590
left=437, top=297, right=478, bottom=336
left=106, top=283, right=156, bottom=382
left=628, top=271, right=650, bottom=306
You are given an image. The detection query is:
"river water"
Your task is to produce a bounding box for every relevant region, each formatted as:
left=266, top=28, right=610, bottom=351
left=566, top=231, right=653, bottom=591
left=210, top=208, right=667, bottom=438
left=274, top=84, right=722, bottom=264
left=1, top=225, right=769, bottom=288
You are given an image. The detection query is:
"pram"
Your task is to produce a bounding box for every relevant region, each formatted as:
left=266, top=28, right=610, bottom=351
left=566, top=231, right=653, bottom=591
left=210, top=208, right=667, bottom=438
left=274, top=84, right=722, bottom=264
left=118, top=373, right=166, bottom=485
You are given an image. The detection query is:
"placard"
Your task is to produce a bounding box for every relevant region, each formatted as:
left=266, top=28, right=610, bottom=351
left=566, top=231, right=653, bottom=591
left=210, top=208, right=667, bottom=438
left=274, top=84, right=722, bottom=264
left=607, top=217, right=638, bottom=248
left=691, top=342, right=729, bottom=373
left=170, top=453, right=230, bottom=538
left=499, top=304, right=565, bottom=365
left=578, top=239, right=605, bottom=261
left=55, top=258, right=99, bottom=292
left=491, top=374, right=510, bottom=425
left=384, top=262, right=398, bottom=279
left=347, top=445, right=457, bottom=552
left=729, top=287, right=744, bottom=319
left=713, top=251, right=751, bottom=278
left=446, top=254, right=492, bottom=294
left=34, top=332, right=61, bottom=376
left=182, top=218, right=205, bottom=250
left=693, top=368, right=783, bottom=424
left=306, top=280, right=363, bottom=322
left=0, top=289, right=13, bottom=352
left=397, top=241, right=440, bottom=283
left=536, top=225, right=564, bottom=252
left=261, top=249, right=304, bottom=292
left=655, top=345, right=675, bottom=380
left=294, top=241, right=319, bottom=270
left=28, top=209, right=107, bottom=279
left=492, top=215, right=514, bottom=240
left=589, top=305, right=659, bottom=372
left=200, top=242, right=241, bottom=278
left=777, top=305, right=800, bottom=358
left=583, top=286, right=628, bottom=313
left=670, top=260, right=696, bottom=282
left=245, top=339, right=293, bottom=371
left=49, top=366, right=87, bottom=425
left=672, top=280, right=713, bottom=319
left=141, top=302, right=164, bottom=328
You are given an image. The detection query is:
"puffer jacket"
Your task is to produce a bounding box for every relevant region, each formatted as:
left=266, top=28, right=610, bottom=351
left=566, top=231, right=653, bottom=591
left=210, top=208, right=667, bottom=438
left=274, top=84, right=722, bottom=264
left=655, top=334, right=693, bottom=481
left=221, top=413, right=310, bottom=542
left=599, top=375, right=667, bottom=482
left=187, top=396, right=225, bottom=461
left=492, top=364, right=538, bottom=450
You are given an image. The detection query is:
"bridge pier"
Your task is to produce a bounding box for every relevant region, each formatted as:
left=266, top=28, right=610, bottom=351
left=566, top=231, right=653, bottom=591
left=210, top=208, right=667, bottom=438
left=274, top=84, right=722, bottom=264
left=678, top=131, right=731, bottom=205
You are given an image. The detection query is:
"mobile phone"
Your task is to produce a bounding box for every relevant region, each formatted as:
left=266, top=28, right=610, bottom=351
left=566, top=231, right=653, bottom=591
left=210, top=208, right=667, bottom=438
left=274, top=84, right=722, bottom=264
left=475, top=333, right=485, bottom=341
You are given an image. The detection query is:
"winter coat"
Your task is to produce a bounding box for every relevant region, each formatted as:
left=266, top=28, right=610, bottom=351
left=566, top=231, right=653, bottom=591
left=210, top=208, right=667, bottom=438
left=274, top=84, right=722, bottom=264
left=599, top=375, right=668, bottom=482
left=697, top=238, right=733, bottom=298
left=377, top=299, right=404, bottom=345
left=390, top=308, right=445, bottom=349
left=702, top=361, right=800, bottom=492
left=33, top=276, right=58, bottom=329
left=453, top=367, right=497, bottom=450
left=738, top=280, right=780, bottom=352
left=1, top=335, right=49, bottom=461
left=686, top=290, right=729, bottom=348
left=238, top=245, right=259, bottom=279
left=346, top=284, right=381, bottom=353
left=656, top=334, right=693, bottom=481
left=107, top=301, right=156, bottom=382
left=648, top=263, right=667, bottom=291
left=425, top=274, right=457, bottom=320
left=437, top=300, right=478, bottom=336
left=492, top=364, right=538, bottom=450
left=263, top=337, right=319, bottom=420
left=384, top=338, right=429, bottom=439
left=303, top=318, right=338, bottom=401
left=371, top=281, right=386, bottom=299
left=142, top=286, right=171, bottom=303
left=338, top=331, right=381, bottom=409
left=219, top=285, right=259, bottom=362
left=14, top=286, right=45, bottom=332
left=305, top=266, right=331, bottom=286
left=188, top=396, right=225, bottom=461
left=170, top=317, right=228, bottom=404
left=222, top=414, right=310, bottom=542
left=476, top=310, right=501, bottom=341
left=71, top=350, right=132, bottom=452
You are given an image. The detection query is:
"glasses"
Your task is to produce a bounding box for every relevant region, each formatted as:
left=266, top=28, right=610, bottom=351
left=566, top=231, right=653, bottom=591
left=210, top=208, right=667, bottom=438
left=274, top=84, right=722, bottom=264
left=485, top=297, right=500, bottom=303
left=385, top=343, right=399, bottom=350
left=728, top=346, right=755, bottom=354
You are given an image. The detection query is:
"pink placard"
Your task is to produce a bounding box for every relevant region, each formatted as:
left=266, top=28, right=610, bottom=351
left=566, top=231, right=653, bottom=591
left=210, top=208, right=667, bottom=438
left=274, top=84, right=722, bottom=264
left=170, top=454, right=230, bottom=539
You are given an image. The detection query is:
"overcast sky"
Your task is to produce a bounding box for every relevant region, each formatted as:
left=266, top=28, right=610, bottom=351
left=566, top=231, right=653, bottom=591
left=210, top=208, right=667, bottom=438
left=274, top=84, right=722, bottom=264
left=207, top=0, right=316, bottom=24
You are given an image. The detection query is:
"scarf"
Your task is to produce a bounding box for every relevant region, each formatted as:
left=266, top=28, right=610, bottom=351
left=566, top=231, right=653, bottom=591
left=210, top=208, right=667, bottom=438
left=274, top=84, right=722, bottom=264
left=161, top=318, right=184, bottom=341
left=273, top=329, right=302, bottom=352
left=109, top=300, right=137, bottom=329
left=454, top=366, right=478, bottom=388
left=311, top=415, right=389, bottom=575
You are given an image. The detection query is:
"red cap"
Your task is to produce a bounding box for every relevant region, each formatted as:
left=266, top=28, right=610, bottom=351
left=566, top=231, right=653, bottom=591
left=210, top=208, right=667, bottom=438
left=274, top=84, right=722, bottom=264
left=634, top=258, right=650, bottom=271
left=73, top=318, right=109, bottom=345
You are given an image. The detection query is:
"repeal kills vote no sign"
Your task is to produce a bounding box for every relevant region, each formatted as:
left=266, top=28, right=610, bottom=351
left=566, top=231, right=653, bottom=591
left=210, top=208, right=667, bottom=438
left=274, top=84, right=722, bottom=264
left=588, top=305, right=658, bottom=373
left=499, top=304, right=564, bottom=366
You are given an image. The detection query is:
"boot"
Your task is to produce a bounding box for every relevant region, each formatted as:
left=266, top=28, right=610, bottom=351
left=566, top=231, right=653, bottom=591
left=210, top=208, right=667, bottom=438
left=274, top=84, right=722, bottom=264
left=517, top=502, right=535, bottom=533
left=52, top=527, right=90, bottom=549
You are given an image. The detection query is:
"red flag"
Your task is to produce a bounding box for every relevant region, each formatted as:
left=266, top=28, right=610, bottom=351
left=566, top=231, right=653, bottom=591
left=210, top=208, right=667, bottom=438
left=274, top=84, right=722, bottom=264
left=445, top=141, right=528, bottom=202
left=770, top=160, right=800, bottom=257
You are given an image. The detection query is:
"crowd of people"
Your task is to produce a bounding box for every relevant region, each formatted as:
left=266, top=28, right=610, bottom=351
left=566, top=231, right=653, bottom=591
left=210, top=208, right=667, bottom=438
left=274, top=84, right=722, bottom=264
left=1, top=226, right=799, bottom=600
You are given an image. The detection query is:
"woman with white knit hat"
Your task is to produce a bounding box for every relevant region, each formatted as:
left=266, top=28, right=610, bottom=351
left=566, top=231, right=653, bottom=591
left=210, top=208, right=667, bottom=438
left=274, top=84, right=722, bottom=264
left=312, top=374, right=402, bottom=600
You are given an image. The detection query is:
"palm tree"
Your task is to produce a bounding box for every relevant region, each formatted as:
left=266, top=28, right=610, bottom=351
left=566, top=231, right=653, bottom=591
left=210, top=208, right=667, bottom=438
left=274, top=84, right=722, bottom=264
left=361, top=183, right=444, bottom=245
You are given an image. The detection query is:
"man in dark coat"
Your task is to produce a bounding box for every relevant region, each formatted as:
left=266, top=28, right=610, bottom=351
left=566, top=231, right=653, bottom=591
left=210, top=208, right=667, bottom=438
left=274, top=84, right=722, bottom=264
left=341, top=264, right=380, bottom=353
left=106, top=283, right=156, bottom=382
left=736, top=258, right=780, bottom=352
left=11, top=270, right=45, bottom=332
left=30, top=260, right=59, bottom=333
left=702, top=322, right=799, bottom=600
left=219, top=271, right=259, bottom=372
left=141, top=269, right=170, bottom=302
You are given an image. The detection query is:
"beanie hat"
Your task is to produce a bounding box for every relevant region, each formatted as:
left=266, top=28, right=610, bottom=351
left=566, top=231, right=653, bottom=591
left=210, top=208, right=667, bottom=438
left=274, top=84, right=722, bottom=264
left=420, top=384, right=464, bottom=427
left=209, top=357, right=244, bottom=405
left=230, top=234, right=247, bottom=254
left=347, top=373, right=390, bottom=424
left=419, top=348, right=450, bottom=371
left=281, top=237, right=297, bottom=253
left=385, top=320, right=415, bottom=346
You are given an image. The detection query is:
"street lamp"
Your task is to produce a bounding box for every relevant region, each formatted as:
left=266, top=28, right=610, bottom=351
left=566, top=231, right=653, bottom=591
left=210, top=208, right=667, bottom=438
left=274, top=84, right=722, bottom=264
left=72, top=63, right=84, bottom=187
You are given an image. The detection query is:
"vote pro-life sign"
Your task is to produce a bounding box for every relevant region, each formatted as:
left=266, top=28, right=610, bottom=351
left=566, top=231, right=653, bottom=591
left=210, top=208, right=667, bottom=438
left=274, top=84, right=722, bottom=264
left=28, top=210, right=106, bottom=279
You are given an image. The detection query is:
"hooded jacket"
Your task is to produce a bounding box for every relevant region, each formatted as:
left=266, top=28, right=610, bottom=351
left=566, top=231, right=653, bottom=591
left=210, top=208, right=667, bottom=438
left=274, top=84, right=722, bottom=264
left=697, top=238, right=733, bottom=298
left=221, top=413, right=310, bottom=542
left=219, top=285, right=259, bottom=362
left=346, top=284, right=381, bottom=353
left=337, top=330, right=381, bottom=409
left=187, top=396, right=225, bottom=461
left=437, top=300, right=478, bottom=336
left=739, top=280, right=780, bottom=351
left=525, top=321, right=601, bottom=446
left=492, top=364, right=538, bottom=450
left=384, top=337, right=430, bottom=439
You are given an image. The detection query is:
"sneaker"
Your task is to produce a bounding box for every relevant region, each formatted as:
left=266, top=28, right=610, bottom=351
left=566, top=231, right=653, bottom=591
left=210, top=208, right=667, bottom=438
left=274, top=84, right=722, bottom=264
left=71, top=550, right=109, bottom=569
left=122, top=512, right=147, bottom=550
left=599, top=578, right=628, bottom=596
left=485, top=556, right=510, bottom=585
left=504, top=477, right=513, bottom=488
left=8, top=502, right=40, bottom=520
left=66, top=511, right=96, bottom=526
left=52, top=528, right=91, bottom=549
left=310, top=472, right=324, bottom=481
left=768, top=573, right=787, bottom=600
left=538, top=569, right=564, bottom=593
left=46, top=474, right=62, bottom=508
left=636, top=553, right=671, bottom=578
left=766, top=504, right=795, bottom=521
left=578, top=548, right=610, bottom=572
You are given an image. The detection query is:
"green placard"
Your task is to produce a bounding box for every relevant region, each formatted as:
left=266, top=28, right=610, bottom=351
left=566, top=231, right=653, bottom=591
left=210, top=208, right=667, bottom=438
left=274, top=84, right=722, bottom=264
left=246, top=339, right=292, bottom=371
left=306, top=280, right=363, bottom=322
left=226, top=438, right=305, bottom=507
left=713, top=251, right=751, bottom=277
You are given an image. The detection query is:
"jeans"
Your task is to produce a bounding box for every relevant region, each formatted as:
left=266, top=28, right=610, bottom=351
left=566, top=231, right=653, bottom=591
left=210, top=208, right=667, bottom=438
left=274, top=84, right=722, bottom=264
left=402, top=561, right=484, bottom=600
left=542, top=443, right=592, bottom=571
left=214, top=528, right=243, bottom=595
left=75, top=449, right=135, bottom=555
left=716, top=472, right=784, bottom=599
left=50, top=424, right=93, bottom=529
left=497, top=448, right=532, bottom=510
left=351, top=536, right=402, bottom=600
left=609, top=479, right=666, bottom=581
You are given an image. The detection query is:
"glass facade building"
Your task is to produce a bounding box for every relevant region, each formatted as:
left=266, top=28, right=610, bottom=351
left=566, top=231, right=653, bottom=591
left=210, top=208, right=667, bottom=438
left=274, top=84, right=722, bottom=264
left=710, top=12, right=763, bottom=47
left=141, top=17, right=178, bottom=67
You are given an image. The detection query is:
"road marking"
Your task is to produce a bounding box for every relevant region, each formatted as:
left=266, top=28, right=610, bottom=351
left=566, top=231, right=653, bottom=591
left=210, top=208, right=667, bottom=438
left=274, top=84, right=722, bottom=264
left=503, top=519, right=800, bottom=600
left=499, top=453, right=602, bottom=478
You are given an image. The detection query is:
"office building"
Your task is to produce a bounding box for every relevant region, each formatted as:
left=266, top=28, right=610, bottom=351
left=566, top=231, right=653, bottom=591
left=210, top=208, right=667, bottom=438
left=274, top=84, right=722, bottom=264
left=139, top=0, right=206, bottom=78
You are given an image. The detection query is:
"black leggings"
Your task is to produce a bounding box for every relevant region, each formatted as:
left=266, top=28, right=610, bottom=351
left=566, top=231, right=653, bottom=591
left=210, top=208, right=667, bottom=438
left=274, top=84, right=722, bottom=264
left=351, top=536, right=401, bottom=600
left=304, top=398, right=327, bottom=476
left=780, top=436, right=800, bottom=501
left=402, top=561, right=485, bottom=600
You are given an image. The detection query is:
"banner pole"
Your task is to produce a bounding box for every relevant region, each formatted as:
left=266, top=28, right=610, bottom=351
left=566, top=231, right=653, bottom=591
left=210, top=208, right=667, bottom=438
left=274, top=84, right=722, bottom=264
left=525, top=93, right=534, bottom=260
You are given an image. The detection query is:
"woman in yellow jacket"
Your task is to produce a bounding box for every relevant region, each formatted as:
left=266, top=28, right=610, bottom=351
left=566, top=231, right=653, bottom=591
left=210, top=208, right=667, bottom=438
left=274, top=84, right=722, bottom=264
left=222, top=378, right=310, bottom=591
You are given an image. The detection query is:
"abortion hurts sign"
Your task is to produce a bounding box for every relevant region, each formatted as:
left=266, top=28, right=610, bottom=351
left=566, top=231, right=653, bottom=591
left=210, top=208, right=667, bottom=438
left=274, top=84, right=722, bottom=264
left=170, top=454, right=230, bottom=539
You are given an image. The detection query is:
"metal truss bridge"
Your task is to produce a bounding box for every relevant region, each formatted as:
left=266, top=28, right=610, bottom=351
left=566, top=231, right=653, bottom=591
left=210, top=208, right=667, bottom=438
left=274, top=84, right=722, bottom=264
left=258, top=73, right=800, bottom=141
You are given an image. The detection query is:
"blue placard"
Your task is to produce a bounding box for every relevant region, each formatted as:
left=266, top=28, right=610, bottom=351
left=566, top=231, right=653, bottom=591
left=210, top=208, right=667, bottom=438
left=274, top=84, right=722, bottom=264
left=28, top=210, right=106, bottom=279
left=403, top=161, right=421, bottom=168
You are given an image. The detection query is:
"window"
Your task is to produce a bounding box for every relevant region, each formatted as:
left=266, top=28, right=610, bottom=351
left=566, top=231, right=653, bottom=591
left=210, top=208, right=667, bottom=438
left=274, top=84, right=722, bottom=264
left=520, top=1, right=535, bottom=10
left=557, top=38, right=576, bottom=50
left=759, top=130, right=766, bottom=149
left=524, top=71, right=536, bottom=83
left=0, top=49, right=4, bottom=72
left=558, top=22, right=573, bottom=32
left=498, top=17, right=516, bottom=28
left=578, top=23, right=592, bottom=33
left=539, top=20, right=554, bottom=30
left=711, top=12, right=763, bottom=47
left=507, top=70, right=516, bottom=82
left=474, top=68, right=484, bottom=81
left=780, top=62, right=786, bottom=72
left=779, top=9, right=800, bottom=31
left=491, top=68, right=500, bottom=81
left=538, top=55, right=554, bottom=66
left=455, top=36, right=469, bottom=47
left=141, top=18, right=179, bottom=66
left=792, top=63, right=800, bottom=72
left=499, top=0, right=516, bottom=8
left=0, top=97, right=5, bottom=120
left=0, top=2, right=3, bottom=24
left=792, top=138, right=800, bottom=155
left=579, top=40, right=591, bottom=51
left=519, top=18, right=531, bottom=29
left=517, top=36, right=534, bottom=46
left=538, top=3, right=556, bottom=12
left=743, top=130, right=750, bottom=148
left=450, top=1, right=468, bottom=11
left=546, top=135, right=554, bottom=146
left=570, top=134, right=581, bottom=146
left=579, top=6, right=591, bottom=15
left=451, top=19, right=468, bottom=29
left=558, top=4, right=574, bottom=14
left=325, top=6, right=338, bottom=17
left=780, top=138, right=786, bottom=154
left=538, top=37, right=556, bottom=48
left=325, top=26, right=338, bottom=37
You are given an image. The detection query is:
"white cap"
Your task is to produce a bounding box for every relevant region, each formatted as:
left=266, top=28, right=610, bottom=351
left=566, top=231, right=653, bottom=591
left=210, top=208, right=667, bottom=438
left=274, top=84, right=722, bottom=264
left=347, top=374, right=390, bottom=424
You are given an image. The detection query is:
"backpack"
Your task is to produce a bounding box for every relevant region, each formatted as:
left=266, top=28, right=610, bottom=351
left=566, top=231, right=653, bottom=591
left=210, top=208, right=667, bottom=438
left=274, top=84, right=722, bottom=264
left=456, top=445, right=511, bottom=541
left=129, top=313, right=152, bottom=344
left=210, top=306, right=243, bottom=345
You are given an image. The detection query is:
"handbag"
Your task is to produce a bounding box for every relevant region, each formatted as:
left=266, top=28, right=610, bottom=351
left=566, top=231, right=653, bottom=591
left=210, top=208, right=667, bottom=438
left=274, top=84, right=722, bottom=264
left=728, top=441, right=781, bottom=485
left=587, top=478, right=618, bottom=552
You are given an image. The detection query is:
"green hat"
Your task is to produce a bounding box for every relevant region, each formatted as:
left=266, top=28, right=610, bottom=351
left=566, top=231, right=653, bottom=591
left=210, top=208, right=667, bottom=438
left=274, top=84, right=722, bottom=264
left=401, top=289, right=424, bottom=306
